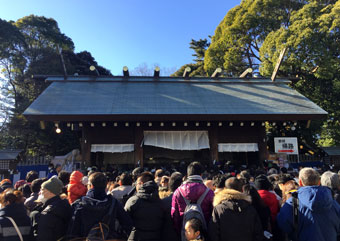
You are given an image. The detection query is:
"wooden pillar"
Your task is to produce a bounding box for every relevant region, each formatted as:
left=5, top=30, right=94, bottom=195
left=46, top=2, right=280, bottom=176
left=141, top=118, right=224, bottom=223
left=81, top=125, right=92, bottom=167
left=208, top=127, right=219, bottom=166
left=258, top=125, right=268, bottom=166
left=134, top=127, right=144, bottom=168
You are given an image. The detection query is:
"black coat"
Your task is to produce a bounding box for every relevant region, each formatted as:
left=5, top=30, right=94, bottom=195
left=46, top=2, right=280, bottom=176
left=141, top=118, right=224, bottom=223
left=161, top=194, right=180, bottom=241
left=209, top=189, right=263, bottom=241
left=0, top=203, right=33, bottom=241
left=125, top=181, right=165, bottom=241
left=31, top=195, right=72, bottom=241
left=68, top=188, right=133, bottom=240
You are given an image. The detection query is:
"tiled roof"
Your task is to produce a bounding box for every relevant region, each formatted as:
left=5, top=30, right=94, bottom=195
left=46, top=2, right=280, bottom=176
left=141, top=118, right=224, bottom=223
left=23, top=76, right=327, bottom=121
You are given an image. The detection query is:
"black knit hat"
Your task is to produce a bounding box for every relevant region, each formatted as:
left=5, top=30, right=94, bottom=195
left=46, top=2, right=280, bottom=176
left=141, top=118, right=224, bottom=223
left=255, top=174, right=272, bottom=190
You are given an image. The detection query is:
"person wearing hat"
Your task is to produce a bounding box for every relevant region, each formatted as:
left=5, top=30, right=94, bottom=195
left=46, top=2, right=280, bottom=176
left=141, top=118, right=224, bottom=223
left=30, top=176, right=72, bottom=241
left=0, top=179, right=13, bottom=193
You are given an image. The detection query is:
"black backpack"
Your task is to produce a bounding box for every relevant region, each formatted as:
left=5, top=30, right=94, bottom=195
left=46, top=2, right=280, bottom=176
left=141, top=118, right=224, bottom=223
left=85, top=198, right=116, bottom=241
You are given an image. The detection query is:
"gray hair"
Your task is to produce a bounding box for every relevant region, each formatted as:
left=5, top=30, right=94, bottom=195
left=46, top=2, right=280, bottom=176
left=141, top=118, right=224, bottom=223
left=299, top=168, right=320, bottom=186
left=321, top=171, right=340, bottom=190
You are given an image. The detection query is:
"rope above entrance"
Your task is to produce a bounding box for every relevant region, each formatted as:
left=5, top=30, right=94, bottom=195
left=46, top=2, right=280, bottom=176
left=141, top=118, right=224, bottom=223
left=144, top=131, right=210, bottom=150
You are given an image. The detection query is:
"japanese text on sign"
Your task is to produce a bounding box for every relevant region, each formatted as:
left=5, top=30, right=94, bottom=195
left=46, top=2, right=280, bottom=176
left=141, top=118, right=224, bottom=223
left=274, top=137, right=298, bottom=155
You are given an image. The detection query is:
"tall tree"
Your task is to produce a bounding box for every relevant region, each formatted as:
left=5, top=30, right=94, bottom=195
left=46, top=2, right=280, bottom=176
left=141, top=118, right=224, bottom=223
left=260, top=1, right=340, bottom=146
left=0, top=15, right=111, bottom=156
left=204, top=0, right=307, bottom=76
left=172, top=38, right=210, bottom=77
left=204, top=0, right=340, bottom=147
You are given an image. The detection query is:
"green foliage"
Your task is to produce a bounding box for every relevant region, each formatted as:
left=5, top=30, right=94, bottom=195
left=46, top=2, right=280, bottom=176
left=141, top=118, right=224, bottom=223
left=204, top=0, right=306, bottom=76
left=260, top=1, right=340, bottom=146
left=172, top=38, right=210, bottom=77
left=0, top=15, right=111, bottom=156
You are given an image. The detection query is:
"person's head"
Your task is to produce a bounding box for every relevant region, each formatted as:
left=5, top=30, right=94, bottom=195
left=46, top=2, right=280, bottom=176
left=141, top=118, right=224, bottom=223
left=31, top=178, right=45, bottom=193
left=277, top=174, right=295, bottom=191
left=55, top=164, right=62, bottom=173
left=132, top=167, right=144, bottom=182
left=267, top=168, right=278, bottom=176
left=321, top=171, right=340, bottom=190
left=299, top=167, right=320, bottom=186
left=39, top=176, right=64, bottom=202
left=119, top=173, right=133, bottom=186
left=14, top=180, right=26, bottom=190
left=254, top=174, right=272, bottom=190
left=225, top=177, right=243, bottom=192
left=89, top=172, right=107, bottom=190
left=187, top=162, right=203, bottom=177
left=168, top=172, right=183, bottom=193
left=0, top=189, right=24, bottom=208
left=155, top=169, right=164, bottom=178
left=239, top=170, right=251, bottom=182
left=160, top=176, right=169, bottom=188
left=19, top=184, right=32, bottom=198
left=26, top=171, right=39, bottom=183
left=185, top=218, right=203, bottom=241
left=136, top=172, right=154, bottom=192
left=58, top=171, right=71, bottom=186
left=213, top=174, right=229, bottom=190
left=204, top=180, right=214, bottom=191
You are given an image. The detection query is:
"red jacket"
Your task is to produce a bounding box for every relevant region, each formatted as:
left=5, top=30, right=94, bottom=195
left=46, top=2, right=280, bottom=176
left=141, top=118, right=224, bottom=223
left=67, top=171, right=87, bottom=204
left=258, top=189, right=279, bottom=221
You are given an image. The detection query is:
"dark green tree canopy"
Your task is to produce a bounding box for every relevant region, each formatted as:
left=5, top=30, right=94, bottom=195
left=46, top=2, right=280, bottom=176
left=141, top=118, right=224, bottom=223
left=172, top=38, right=210, bottom=77
left=0, top=15, right=111, bottom=156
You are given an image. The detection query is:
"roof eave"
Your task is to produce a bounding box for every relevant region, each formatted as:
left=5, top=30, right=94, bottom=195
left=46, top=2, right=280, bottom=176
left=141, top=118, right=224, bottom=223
left=23, top=113, right=328, bottom=122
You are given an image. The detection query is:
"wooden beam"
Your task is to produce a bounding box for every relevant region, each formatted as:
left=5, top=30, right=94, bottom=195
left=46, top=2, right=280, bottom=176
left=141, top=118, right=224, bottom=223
left=134, top=126, right=144, bottom=167
left=208, top=127, right=219, bottom=166
left=211, top=68, right=222, bottom=78
left=239, top=68, right=253, bottom=78
left=183, top=67, right=191, bottom=79
left=271, top=47, right=287, bottom=82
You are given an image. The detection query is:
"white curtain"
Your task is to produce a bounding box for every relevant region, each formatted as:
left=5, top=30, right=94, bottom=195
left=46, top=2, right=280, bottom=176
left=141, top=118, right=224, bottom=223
left=144, top=131, right=210, bottom=150
left=91, top=144, right=134, bottom=153
left=218, top=143, right=259, bottom=152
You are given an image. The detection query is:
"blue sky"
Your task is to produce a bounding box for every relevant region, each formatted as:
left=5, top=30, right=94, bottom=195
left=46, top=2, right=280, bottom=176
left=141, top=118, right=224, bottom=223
left=1, top=0, right=241, bottom=75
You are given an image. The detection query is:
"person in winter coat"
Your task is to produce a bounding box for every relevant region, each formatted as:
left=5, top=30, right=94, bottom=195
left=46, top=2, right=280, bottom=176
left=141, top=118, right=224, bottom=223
left=278, top=168, right=340, bottom=241
left=67, top=171, right=87, bottom=204
left=24, top=178, right=45, bottom=212
left=255, top=174, right=280, bottom=222
left=320, top=171, right=340, bottom=204
left=243, top=184, right=271, bottom=238
left=110, top=172, right=133, bottom=204
left=171, top=162, right=214, bottom=234
left=161, top=172, right=182, bottom=241
left=125, top=171, right=165, bottom=241
left=30, top=176, right=72, bottom=241
left=0, top=189, right=33, bottom=240
left=209, top=177, right=263, bottom=241
left=68, top=172, right=133, bottom=240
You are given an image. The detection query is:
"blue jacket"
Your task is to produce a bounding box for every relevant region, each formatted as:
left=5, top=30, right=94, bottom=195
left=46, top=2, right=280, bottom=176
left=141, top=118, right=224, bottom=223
left=278, top=186, right=340, bottom=241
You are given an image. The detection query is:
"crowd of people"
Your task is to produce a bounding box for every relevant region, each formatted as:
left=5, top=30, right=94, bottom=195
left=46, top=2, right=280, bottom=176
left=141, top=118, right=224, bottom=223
left=0, top=161, right=339, bottom=241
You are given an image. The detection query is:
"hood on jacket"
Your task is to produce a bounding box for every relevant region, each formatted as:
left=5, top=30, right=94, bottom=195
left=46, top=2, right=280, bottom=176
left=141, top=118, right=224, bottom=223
left=178, top=182, right=208, bottom=202
left=298, top=185, right=333, bottom=212
left=0, top=203, right=27, bottom=218
left=137, top=180, right=159, bottom=200
left=213, top=188, right=252, bottom=206
left=70, top=171, right=84, bottom=184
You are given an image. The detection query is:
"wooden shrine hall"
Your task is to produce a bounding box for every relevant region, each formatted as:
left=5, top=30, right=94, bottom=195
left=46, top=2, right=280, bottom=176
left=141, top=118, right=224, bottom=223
left=23, top=74, right=327, bottom=168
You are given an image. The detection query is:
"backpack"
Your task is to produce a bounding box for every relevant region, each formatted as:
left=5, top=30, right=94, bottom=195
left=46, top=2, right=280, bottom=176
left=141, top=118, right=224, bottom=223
left=179, top=187, right=209, bottom=241
left=85, top=198, right=116, bottom=241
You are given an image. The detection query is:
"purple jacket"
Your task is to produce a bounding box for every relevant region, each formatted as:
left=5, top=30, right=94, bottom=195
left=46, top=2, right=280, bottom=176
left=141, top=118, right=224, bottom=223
left=171, top=176, right=214, bottom=233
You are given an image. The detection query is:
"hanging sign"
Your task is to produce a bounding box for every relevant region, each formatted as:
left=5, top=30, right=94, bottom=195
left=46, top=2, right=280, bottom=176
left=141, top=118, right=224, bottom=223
left=274, top=137, right=298, bottom=155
